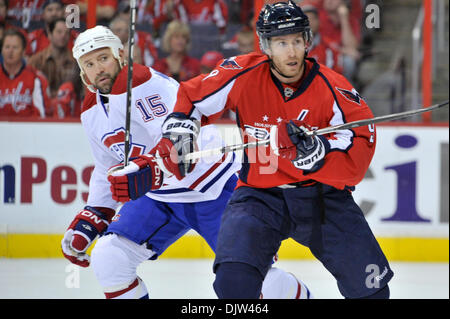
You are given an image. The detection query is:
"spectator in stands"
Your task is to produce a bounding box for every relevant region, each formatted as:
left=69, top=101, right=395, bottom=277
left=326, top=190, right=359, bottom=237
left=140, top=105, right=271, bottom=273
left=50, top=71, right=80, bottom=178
left=200, top=50, right=223, bottom=74
left=1, top=0, right=28, bottom=42
left=28, top=17, right=78, bottom=101
left=317, top=0, right=361, bottom=79
left=228, top=0, right=253, bottom=25
left=173, top=0, right=228, bottom=35
left=75, top=0, right=118, bottom=26
left=236, top=26, right=254, bottom=54
left=0, top=29, right=50, bottom=118
left=109, top=16, right=143, bottom=64
left=119, top=0, right=173, bottom=43
left=152, top=19, right=200, bottom=82
left=52, top=64, right=83, bottom=118
left=26, top=0, right=79, bottom=56
left=301, top=2, right=343, bottom=74
left=221, top=24, right=254, bottom=55
left=5, top=0, right=46, bottom=29
left=114, top=3, right=159, bottom=67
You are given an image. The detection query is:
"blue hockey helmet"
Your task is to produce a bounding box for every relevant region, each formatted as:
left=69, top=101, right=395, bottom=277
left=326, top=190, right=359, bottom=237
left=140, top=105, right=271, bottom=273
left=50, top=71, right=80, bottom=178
left=256, top=1, right=312, bottom=53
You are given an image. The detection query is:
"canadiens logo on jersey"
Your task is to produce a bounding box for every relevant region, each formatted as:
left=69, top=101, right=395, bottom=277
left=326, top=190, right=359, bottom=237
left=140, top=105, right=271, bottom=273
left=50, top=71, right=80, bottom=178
left=220, top=57, right=243, bottom=70
left=336, top=87, right=363, bottom=105
left=102, top=128, right=146, bottom=161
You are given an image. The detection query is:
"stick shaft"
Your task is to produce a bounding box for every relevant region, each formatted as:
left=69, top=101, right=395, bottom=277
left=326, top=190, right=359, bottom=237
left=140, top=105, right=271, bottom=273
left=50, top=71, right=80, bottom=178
left=308, top=100, right=449, bottom=137
left=123, top=0, right=137, bottom=166
left=182, top=100, right=449, bottom=161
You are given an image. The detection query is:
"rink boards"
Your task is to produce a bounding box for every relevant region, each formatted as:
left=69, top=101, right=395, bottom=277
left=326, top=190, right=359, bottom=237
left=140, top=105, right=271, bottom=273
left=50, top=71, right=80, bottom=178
left=0, top=121, right=448, bottom=261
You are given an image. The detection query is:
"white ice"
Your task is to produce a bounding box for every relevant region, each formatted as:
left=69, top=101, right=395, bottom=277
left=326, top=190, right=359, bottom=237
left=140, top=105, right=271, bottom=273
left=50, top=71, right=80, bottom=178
left=0, top=258, right=448, bottom=299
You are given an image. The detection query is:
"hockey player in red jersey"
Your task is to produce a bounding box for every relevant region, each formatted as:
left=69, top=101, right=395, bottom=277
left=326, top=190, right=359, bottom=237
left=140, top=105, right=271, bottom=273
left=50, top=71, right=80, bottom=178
left=152, top=1, right=393, bottom=299
left=61, top=25, right=312, bottom=299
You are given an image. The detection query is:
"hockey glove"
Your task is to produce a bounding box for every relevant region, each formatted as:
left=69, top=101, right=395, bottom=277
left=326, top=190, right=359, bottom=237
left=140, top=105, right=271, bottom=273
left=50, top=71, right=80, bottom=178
left=107, top=154, right=163, bottom=202
left=61, top=206, right=115, bottom=267
left=151, top=112, right=200, bottom=180
left=270, top=120, right=329, bottom=172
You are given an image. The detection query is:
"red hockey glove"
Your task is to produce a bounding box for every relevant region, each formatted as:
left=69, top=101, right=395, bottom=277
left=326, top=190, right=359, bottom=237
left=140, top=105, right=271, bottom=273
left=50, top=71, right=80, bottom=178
left=270, top=120, right=329, bottom=172
left=107, top=154, right=163, bottom=202
left=151, top=113, right=200, bottom=180
left=61, top=206, right=115, bottom=267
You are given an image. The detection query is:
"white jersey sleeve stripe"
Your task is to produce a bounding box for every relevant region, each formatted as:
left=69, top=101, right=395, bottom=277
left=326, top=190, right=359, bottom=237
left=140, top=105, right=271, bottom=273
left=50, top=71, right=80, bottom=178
left=328, top=101, right=354, bottom=151
left=193, top=79, right=235, bottom=117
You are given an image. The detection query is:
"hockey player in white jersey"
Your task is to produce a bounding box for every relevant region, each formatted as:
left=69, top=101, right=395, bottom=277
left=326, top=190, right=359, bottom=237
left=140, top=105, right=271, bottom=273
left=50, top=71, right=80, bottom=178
left=61, top=26, right=312, bottom=299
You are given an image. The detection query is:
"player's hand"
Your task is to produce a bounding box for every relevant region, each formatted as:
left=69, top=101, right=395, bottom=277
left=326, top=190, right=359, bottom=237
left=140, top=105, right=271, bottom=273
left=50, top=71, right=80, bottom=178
left=151, top=113, right=200, bottom=180
left=107, top=154, right=163, bottom=202
left=61, top=206, right=115, bottom=267
left=270, top=120, right=329, bottom=172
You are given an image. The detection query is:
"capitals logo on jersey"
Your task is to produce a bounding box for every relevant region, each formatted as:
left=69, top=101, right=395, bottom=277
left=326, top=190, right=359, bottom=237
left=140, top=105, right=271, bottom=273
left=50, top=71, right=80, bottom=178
left=102, top=128, right=146, bottom=161
left=220, top=57, right=242, bottom=70
left=336, top=87, right=363, bottom=105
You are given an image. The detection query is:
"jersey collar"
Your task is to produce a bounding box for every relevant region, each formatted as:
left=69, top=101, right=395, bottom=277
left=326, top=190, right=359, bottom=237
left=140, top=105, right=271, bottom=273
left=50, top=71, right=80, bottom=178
left=270, top=57, right=319, bottom=102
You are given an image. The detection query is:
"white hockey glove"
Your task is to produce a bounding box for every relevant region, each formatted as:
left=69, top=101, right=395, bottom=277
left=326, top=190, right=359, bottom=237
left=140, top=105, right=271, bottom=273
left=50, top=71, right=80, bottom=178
left=150, top=112, right=200, bottom=180
left=61, top=206, right=115, bottom=267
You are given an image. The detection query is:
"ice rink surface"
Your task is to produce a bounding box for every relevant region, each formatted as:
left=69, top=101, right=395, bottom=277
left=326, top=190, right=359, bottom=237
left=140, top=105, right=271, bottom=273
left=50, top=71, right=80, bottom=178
left=0, top=258, right=448, bottom=299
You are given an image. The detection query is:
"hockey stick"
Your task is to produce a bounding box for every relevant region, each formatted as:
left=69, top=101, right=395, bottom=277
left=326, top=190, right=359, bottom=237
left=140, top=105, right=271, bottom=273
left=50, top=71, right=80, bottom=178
left=182, top=100, right=449, bottom=161
left=123, top=0, right=137, bottom=166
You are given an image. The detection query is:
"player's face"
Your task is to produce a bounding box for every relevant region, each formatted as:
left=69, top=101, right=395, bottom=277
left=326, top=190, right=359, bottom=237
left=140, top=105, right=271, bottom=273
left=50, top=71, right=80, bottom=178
left=268, top=33, right=307, bottom=83
left=80, top=47, right=122, bottom=94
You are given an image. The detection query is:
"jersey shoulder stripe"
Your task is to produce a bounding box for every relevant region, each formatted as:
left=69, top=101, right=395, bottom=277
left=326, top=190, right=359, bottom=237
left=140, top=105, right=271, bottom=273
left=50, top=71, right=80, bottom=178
left=111, top=63, right=152, bottom=94
left=81, top=91, right=97, bottom=114
left=191, top=53, right=269, bottom=105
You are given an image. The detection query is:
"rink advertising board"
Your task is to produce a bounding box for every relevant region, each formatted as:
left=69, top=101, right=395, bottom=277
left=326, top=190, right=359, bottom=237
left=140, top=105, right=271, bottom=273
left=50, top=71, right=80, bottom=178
left=0, top=121, right=448, bottom=261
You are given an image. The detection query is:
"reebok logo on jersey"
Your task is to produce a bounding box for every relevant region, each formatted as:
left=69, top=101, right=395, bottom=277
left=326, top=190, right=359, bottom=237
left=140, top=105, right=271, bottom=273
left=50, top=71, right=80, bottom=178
left=220, top=57, right=242, bottom=70
left=336, top=87, right=363, bottom=105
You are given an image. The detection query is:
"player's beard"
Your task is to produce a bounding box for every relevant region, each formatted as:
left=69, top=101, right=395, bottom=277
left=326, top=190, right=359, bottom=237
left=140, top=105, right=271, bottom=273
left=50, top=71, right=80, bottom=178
left=95, top=72, right=118, bottom=94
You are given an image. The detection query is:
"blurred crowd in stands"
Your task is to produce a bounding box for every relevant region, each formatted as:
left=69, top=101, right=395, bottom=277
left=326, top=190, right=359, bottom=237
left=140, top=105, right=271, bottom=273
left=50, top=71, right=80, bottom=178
left=0, top=0, right=372, bottom=120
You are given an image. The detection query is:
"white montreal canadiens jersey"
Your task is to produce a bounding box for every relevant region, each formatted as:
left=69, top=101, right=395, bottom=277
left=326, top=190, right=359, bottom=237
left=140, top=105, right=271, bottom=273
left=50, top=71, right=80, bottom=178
left=81, top=65, right=240, bottom=210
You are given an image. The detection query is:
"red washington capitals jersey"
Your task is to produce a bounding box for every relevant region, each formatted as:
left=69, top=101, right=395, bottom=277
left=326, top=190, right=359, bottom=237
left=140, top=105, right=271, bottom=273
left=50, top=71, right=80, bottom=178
left=173, top=53, right=376, bottom=190
left=0, top=63, right=50, bottom=118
